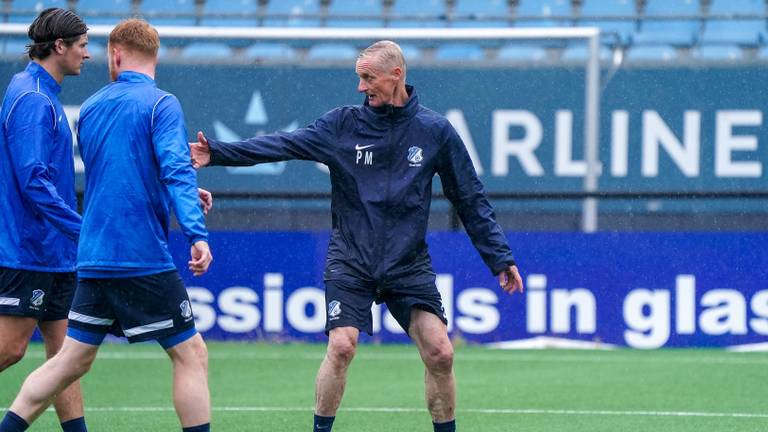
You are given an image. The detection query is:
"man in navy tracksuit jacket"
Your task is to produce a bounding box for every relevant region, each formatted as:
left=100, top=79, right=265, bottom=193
left=0, top=8, right=90, bottom=432
left=1, top=20, right=212, bottom=432
left=191, top=41, right=523, bottom=432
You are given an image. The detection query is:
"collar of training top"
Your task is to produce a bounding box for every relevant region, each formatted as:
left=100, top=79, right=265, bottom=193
left=116, top=71, right=155, bottom=85
left=363, top=84, right=418, bottom=120
left=26, top=61, right=61, bottom=94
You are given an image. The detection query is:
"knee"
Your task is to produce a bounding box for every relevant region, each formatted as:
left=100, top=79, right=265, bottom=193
left=67, top=348, right=98, bottom=378
left=327, top=336, right=357, bottom=367
left=423, top=343, right=454, bottom=374
left=173, top=335, right=208, bottom=372
left=0, top=344, right=27, bottom=371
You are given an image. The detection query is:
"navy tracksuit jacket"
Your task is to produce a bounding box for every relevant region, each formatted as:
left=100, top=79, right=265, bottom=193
left=208, top=86, right=515, bottom=289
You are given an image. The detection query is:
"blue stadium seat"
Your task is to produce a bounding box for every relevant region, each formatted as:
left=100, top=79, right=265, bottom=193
left=699, top=0, right=764, bottom=45
left=201, top=0, right=258, bottom=27
left=388, top=0, right=446, bottom=27
left=326, top=0, right=383, bottom=28
left=77, top=0, right=133, bottom=24
left=306, top=43, right=358, bottom=60
left=516, top=0, right=572, bottom=27
left=580, top=0, right=636, bottom=43
left=141, top=0, right=197, bottom=26
left=708, top=0, right=763, bottom=14
left=633, top=0, right=699, bottom=46
left=9, top=0, right=68, bottom=23
left=243, top=43, right=297, bottom=61
left=559, top=44, right=612, bottom=61
left=625, top=44, right=677, bottom=62
left=263, top=0, right=322, bottom=27
left=691, top=44, right=744, bottom=60
left=496, top=43, right=548, bottom=61
left=452, top=0, right=510, bottom=27
left=699, top=21, right=763, bottom=45
left=434, top=43, right=484, bottom=61
left=180, top=42, right=234, bottom=60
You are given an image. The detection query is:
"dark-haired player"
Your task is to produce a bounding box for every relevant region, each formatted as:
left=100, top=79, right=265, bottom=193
left=0, top=8, right=89, bottom=432
left=0, top=19, right=212, bottom=432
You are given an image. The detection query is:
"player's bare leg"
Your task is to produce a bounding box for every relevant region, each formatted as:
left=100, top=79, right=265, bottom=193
left=315, top=326, right=359, bottom=416
left=410, top=309, right=456, bottom=423
left=0, top=316, right=37, bottom=371
left=38, top=320, right=85, bottom=423
left=165, top=333, right=210, bottom=428
left=8, top=337, right=98, bottom=424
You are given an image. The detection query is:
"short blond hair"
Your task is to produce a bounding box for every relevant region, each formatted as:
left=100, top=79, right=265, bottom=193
left=109, top=19, right=159, bottom=58
left=358, top=40, right=406, bottom=79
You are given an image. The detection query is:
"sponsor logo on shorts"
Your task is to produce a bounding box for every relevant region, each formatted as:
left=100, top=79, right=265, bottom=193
left=180, top=300, right=193, bottom=321
left=30, top=289, right=45, bottom=310
left=407, top=146, right=423, bottom=167
left=328, top=300, right=342, bottom=320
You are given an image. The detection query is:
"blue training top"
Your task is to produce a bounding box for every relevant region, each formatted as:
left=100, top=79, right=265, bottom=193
left=208, top=86, right=515, bottom=289
left=0, top=62, right=80, bottom=272
left=77, top=71, right=207, bottom=278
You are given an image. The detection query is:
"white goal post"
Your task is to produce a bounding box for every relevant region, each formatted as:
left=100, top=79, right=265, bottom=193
left=0, top=24, right=602, bottom=232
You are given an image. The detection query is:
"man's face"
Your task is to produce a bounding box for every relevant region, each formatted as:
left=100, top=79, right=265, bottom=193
left=355, top=55, right=400, bottom=107
left=60, top=34, right=90, bottom=76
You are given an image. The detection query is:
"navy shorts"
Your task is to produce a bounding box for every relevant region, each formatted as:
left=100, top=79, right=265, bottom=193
left=0, top=267, right=76, bottom=321
left=325, top=279, right=447, bottom=336
left=67, top=270, right=197, bottom=347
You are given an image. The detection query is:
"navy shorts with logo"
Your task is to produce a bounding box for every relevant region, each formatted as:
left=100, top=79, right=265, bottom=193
left=67, top=270, right=197, bottom=347
left=325, top=278, right=447, bottom=336
left=0, top=267, right=76, bottom=321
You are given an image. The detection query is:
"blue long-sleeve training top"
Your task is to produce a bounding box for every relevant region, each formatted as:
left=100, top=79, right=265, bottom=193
left=0, top=62, right=80, bottom=272
left=208, top=86, right=515, bottom=288
left=77, top=71, right=207, bottom=278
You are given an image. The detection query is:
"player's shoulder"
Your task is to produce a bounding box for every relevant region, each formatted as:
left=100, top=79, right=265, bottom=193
left=152, top=88, right=180, bottom=108
left=415, top=104, right=448, bottom=124
left=413, top=105, right=454, bottom=136
left=2, top=77, right=55, bottom=122
left=324, top=104, right=358, bottom=120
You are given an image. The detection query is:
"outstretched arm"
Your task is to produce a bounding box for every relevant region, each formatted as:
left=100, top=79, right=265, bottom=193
left=190, top=109, right=342, bottom=168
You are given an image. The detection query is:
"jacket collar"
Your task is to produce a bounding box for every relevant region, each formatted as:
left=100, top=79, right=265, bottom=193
left=117, top=71, right=156, bottom=85
left=362, top=85, right=418, bottom=121
left=26, top=62, right=61, bottom=95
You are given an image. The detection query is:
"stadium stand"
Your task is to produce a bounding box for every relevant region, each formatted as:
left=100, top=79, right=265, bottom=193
left=326, top=0, right=383, bottom=28
left=515, top=0, right=574, bottom=28
left=141, top=0, right=197, bottom=26
left=388, top=0, right=446, bottom=27
left=1, top=0, right=767, bottom=64
left=201, top=0, right=258, bottom=28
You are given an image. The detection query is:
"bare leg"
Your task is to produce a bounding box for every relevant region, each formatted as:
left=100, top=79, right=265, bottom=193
left=9, top=337, right=98, bottom=424
left=0, top=315, right=37, bottom=372
left=165, top=333, right=210, bottom=428
left=38, top=320, right=85, bottom=423
left=409, top=309, right=456, bottom=423
left=315, top=327, right=359, bottom=416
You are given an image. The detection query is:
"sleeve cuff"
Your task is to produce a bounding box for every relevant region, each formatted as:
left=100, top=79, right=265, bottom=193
left=189, top=234, right=208, bottom=245
left=491, top=259, right=516, bottom=275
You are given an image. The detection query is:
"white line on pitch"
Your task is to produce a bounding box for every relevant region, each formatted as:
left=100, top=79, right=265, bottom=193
left=6, top=406, right=767, bottom=419
left=20, top=350, right=768, bottom=365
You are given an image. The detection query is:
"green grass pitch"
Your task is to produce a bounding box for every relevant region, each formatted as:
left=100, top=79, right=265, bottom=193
left=1, top=343, right=766, bottom=431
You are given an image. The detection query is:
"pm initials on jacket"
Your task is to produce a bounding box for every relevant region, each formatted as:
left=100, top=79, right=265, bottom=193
left=355, top=143, right=374, bottom=165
